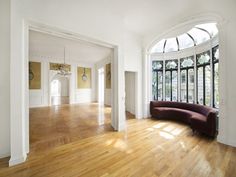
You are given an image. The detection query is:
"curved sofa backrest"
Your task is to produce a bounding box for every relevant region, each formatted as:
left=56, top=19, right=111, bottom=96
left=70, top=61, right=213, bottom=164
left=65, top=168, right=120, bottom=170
left=151, top=101, right=212, bottom=116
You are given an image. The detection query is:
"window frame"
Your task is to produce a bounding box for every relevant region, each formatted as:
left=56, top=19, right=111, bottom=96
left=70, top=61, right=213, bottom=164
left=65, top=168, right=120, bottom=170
left=212, top=45, right=219, bottom=108
left=196, top=51, right=211, bottom=106
left=165, top=59, right=178, bottom=101
left=180, top=56, right=194, bottom=103
left=152, top=60, right=164, bottom=101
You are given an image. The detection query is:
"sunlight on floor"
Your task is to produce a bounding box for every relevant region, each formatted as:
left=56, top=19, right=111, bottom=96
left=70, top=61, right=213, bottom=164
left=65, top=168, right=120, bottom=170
left=113, top=139, right=128, bottom=151
left=159, top=131, right=175, bottom=140
left=153, top=122, right=166, bottom=129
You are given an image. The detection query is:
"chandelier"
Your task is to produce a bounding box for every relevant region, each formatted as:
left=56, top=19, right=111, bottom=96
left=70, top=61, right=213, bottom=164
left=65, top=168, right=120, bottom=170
left=57, top=47, right=71, bottom=77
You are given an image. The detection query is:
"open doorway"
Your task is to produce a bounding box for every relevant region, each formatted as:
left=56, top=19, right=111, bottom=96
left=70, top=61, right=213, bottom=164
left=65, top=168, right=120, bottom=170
left=27, top=28, right=115, bottom=156
left=50, top=74, right=70, bottom=106
left=125, top=71, right=136, bottom=119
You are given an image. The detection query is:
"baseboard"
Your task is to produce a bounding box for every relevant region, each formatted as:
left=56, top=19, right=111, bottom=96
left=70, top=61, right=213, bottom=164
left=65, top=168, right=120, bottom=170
left=0, top=152, right=10, bottom=159
left=217, top=135, right=236, bottom=148
left=226, top=139, right=236, bottom=148
left=9, top=154, right=27, bottom=166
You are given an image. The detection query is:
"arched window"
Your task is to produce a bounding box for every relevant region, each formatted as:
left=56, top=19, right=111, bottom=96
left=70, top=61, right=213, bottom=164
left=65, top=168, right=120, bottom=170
left=150, top=23, right=219, bottom=108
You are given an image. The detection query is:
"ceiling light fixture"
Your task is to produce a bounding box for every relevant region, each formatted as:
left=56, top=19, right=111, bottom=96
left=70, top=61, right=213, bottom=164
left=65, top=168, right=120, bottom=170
left=57, top=47, right=71, bottom=77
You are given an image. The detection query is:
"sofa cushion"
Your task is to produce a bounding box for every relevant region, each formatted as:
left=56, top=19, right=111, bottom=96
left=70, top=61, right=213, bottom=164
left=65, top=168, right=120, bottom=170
left=190, top=112, right=207, bottom=122
left=153, top=107, right=196, bottom=124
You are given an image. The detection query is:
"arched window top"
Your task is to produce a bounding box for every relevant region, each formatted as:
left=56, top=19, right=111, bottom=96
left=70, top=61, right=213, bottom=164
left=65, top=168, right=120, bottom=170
left=150, top=23, right=218, bottom=53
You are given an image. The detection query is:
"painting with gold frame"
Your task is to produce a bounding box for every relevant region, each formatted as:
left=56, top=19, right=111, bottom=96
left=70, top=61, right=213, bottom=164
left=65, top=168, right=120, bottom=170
left=29, top=61, right=41, bottom=89
left=50, top=62, right=71, bottom=71
left=106, top=63, right=111, bottom=89
left=77, top=67, right=91, bottom=89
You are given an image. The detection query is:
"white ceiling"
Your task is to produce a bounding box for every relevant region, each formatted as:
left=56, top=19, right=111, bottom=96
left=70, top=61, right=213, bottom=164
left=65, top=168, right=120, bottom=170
left=29, top=30, right=113, bottom=64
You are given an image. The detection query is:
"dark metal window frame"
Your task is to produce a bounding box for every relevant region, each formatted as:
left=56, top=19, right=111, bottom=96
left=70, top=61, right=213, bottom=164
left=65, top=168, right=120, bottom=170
left=196, top=51, right=211, bottom=105
left=165, top=60, right=178, bottom=101
left=180, top=57, right=194, bottom=103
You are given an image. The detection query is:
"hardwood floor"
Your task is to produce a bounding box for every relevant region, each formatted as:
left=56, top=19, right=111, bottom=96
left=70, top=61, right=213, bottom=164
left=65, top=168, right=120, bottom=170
left=30, top=103, right=113, bottom=153
left=0, top=103, right=236, bottom=177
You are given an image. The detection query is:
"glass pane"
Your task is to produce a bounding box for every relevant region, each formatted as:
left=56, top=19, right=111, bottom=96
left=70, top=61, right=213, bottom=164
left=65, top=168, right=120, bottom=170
left=205, top=65, right=211, bottom=106
left=213, top=46, right=219, bottom=61
left=164, top=38, right=178, bottom=53
left=214, top=63, right=219, bottom=108
left=153, top=60, right=163, bottom=70
left=152, top=71, right=157, bottom=100
left=188, top=28, right=210, bottom=45
left=180, top=56, right=194, bottom=68
left=197, top=51, right=210, bottom=65
left=151, top=39, right=165, bottom=53
left=178, top=33, right=194, bottom=50
left=165, top=60, right=178, bottom=70
left=188, top=69, right=195, bottom=103
left=158, top=71, right=163, bottom=100
left=165, top=71, right=171, bottom=101
left=180, top=70, right=187, bottom=102
left=172, top=71, right=178, bottom=101
left=198, top=67, right=204, bottom=104
left=196, top=23, right=218, bottom=37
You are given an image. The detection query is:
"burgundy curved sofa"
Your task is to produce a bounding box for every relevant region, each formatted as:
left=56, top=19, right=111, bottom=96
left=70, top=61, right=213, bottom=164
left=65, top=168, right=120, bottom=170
left=150, top=101, right=217, bottom=137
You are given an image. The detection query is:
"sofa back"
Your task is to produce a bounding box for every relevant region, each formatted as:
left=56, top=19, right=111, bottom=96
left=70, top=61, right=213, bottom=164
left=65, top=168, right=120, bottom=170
left=150, top=101, right=212, bottom=116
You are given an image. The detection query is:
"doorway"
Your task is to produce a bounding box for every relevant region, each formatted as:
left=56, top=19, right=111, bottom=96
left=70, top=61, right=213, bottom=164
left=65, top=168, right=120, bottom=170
left=50, top=74, right=70, bottom=106
left=125, top=71, right=136, bottom=119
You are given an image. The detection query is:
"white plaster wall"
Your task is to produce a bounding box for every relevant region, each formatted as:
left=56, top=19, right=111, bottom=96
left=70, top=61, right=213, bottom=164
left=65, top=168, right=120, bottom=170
left=95, top=57, right=112, bottom=106
left=123, top=32, right=143, bottom=119
left=125, top=72, right=136, bottom=115
left=0, top=0, right=10, bottom=158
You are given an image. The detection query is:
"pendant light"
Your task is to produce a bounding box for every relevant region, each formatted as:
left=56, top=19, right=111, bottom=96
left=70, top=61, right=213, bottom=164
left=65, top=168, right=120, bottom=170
left=57, top=47, right=71, bottom=77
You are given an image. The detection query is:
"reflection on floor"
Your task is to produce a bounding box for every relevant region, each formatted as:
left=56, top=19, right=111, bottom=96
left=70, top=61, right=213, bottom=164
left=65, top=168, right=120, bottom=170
left=51, top=96, right=69, bottom=105
left=30, top=103, right=112, bottom=153
left=1, top=108, right=236, bottom=176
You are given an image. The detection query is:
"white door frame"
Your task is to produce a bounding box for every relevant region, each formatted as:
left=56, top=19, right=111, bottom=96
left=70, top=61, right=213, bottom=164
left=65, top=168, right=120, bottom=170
left=125, top=71, right=138, bottom=118
left=9, top=20, right=126, bottom=166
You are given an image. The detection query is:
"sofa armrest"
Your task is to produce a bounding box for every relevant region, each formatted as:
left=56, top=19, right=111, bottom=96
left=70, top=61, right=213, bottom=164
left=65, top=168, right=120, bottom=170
left=206, top=111, right=217, bottom=131
left=150, top=101, right=159, bottom=115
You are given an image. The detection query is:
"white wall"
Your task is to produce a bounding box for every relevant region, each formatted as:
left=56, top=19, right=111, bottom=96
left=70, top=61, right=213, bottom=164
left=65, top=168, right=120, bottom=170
left=0, top=0, right=10, bottom=158
left=125, top=72, right=136, bottom=115
left=124, top=32, right=143, bottom=119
